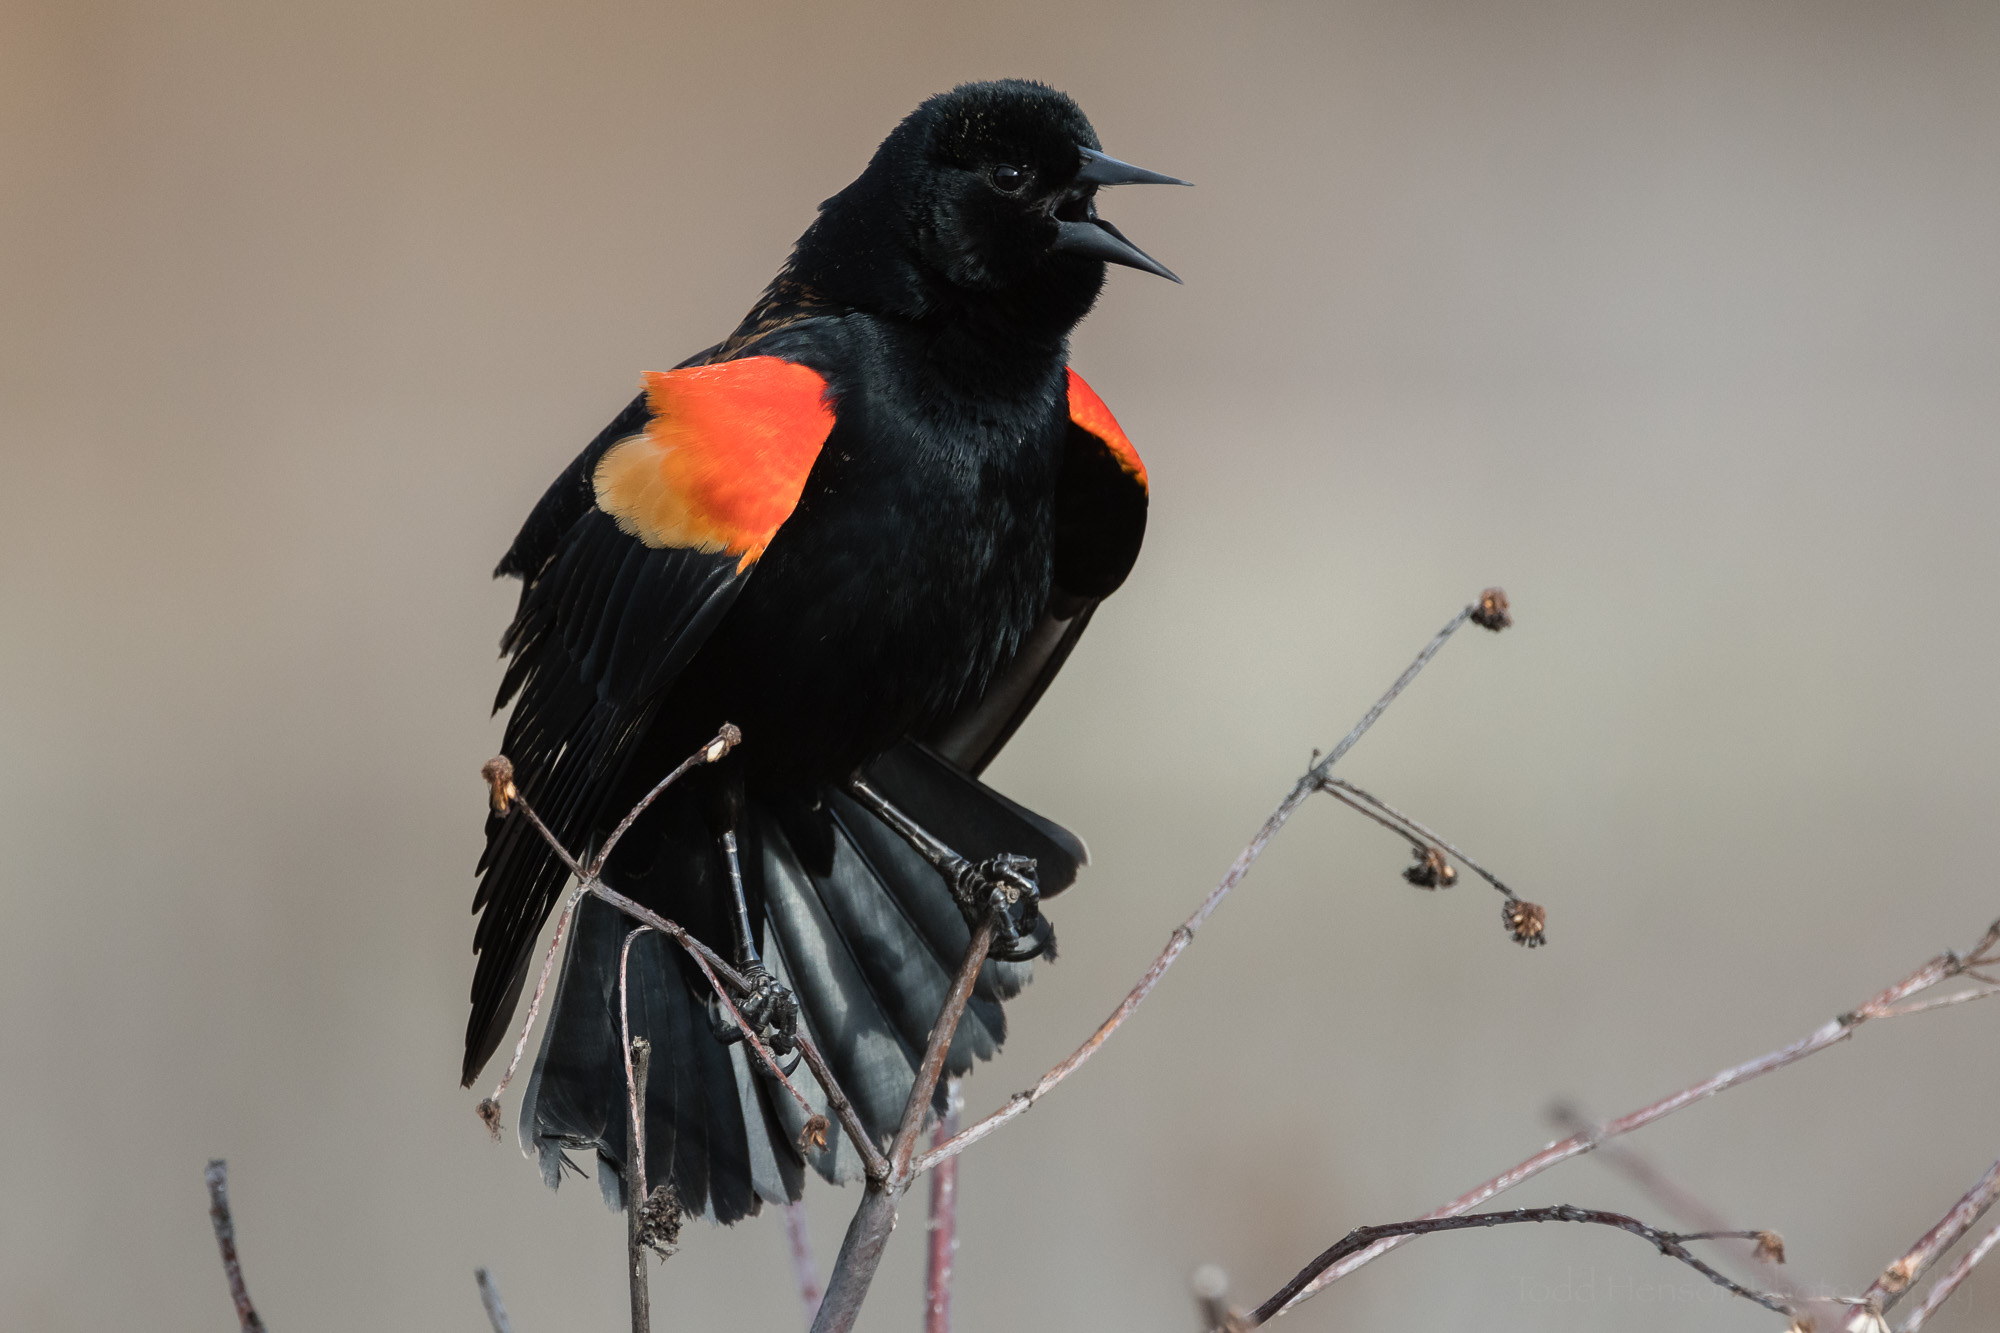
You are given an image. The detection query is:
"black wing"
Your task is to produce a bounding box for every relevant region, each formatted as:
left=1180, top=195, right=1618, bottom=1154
left=464, top=395, right=751, bottom=1085
left=926, top=414, right=1148, bottom=775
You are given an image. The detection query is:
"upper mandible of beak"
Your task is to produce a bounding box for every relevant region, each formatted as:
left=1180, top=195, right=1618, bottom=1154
left=1052, top=146, right=1191, bottom=282
left=1074, top=146, right=1192, bottom=188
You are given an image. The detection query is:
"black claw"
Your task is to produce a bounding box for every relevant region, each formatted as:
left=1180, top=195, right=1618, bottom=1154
left=715, top=964, right=801, bottom=1056
left=951, top=853, right=1054, bottom=962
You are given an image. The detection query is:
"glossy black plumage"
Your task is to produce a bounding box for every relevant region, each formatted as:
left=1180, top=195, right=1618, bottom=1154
left=466, top=79, right=1173, bottom=1222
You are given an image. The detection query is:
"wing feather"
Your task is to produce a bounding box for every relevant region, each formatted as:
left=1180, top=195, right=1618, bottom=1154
left=464, top=357, right=835, bottom=1084
left=925, top=369, right=1147, bottom=776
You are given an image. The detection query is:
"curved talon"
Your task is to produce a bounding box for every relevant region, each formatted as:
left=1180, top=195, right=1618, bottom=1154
left=989, top=899, right=1055, bottom=962
left=951, top=853, right=1055, bottom=962
left=711, top=964, right=801, bottom=1057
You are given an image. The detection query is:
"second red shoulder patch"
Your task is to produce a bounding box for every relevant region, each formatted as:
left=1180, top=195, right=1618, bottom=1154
left=1066, top=368, right=1146, bottom=491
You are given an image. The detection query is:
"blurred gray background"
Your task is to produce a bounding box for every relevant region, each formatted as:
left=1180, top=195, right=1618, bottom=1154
left=4, top=1, right=1996, bottom=1329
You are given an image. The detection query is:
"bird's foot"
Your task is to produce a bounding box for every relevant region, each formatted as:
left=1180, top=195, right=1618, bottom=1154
left=951, top=853, right=1054, bottom=963
left=713, top=962, right=800, bottom=1059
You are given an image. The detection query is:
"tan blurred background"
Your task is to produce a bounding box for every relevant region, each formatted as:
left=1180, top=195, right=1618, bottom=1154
left=4, top=1, right=1998, bottom=1329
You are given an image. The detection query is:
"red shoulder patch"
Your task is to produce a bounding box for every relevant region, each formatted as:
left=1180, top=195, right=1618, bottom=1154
left=593, top=357, right=835, bottom=571
left=1066, top=368, right=1146, bottom=491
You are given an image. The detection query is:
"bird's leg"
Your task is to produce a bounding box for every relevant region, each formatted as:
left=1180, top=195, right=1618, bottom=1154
left=711, top=769, right=799, bottom=1057
left=714, top=827, right=801, bottom=1056
left=841, top=774, right=1052, bottom=963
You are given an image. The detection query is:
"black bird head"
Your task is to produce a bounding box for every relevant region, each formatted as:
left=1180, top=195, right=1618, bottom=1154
left=787, top=81, right=1187, bottom=335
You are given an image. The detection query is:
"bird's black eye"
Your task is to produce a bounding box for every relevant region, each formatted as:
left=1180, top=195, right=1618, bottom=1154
left=991, top=164, right=1026, bottom=193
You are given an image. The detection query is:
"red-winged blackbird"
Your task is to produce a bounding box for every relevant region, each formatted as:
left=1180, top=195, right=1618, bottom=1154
left=467, top=80, right=1183, bottom=1222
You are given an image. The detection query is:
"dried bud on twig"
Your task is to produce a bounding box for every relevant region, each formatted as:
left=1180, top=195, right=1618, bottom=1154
left=1191, top=1264, right=1249, bottom=1333
left=639, top=1184, right=682, bottom=1257
left=1786, top=1318, right=1816, bottom=1333
left=799, top=1114, right=830, bottom=1155
left=704, top=723, right=743, bottom=764
left=1503, top=898, right=1547, bottom=947
left=476, top=1097, right=503, bottom=1140
left=1403, top=846, right=1457, bottom=889
left=1471, top=587, right=1512, bottom=631
left=481, top=756, right=518, bottom=815
left=1754, top=1230, right=1786, bottom=1264
left=1879, top=1256, right=1915, bottom=1293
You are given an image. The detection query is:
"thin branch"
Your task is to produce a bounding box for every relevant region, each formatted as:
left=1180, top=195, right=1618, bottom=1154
left=1860, top=1157, right=2000, bottom=1316
left=567, top=874, right=873, bottom=1175
left=588, top=880, right=752, bottom=987
left=478, top=884, right=585, bottom=1135
left=511, top=797, right=585, bottom=880
left=783, top=1201, right=823, bottom=1329
left=1191, top=1265, right=1249, bottom=1333
left=204, top=1160, right=267, bottom=1333
left=1256, top=918, right=1998, bottom=1319
left=917, top=600, right=1489, bottom=1173
left=619, top=933, right=650, bottom=1206
left=1548, top=1101, right=1741, bottom=1239
left=924, top=1080, right=963, bottom=1333
left=1243, top=1206, right=1793, bottom=1326
left=474, top=1268, right=515, bottom=1333
left=1872, top=984, right=2000, bottom=1019
left=1318, top=778, right=1519, bottom=899
left=1900, top=1216, right=2000, bottom=1332
left=672, top=927, right=828, bottom=1150
left=892, top=918, right=998, bottom=1182
left=625, top=1036, right=653, bottom=1333
left=794, top=1033, right=892, bottom=1185
left=812, top=914, right=999, bottom=1333
left=587, top=725, right=741, bottom=879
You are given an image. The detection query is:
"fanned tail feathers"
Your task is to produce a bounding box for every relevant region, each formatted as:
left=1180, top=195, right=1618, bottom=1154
left=517, top=742, right=1082, bottom=1219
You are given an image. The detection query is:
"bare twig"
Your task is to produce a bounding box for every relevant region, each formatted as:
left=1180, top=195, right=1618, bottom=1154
left=511, top=798, right=586, bottom=880
left=1873, top=984, right=2000, bottom=1019
left=673, top=926, right=829, bottom=1152
left=1549, top=1097, right=1800, bottom=1295
left=1859, top=1157, right=2000, bottom=1317
left=918, top=599, right=1489, bottom=1174
left=1256, top=919, right=2000, bottom=1319
left=924, top=1080, right=963, bottom=1333
left=587, top=883, right=751, bottom=994
left=783, top=1201, right=823, bottom=1328
left=1548, top=1101, right=1744, bottom=1241
left=473, top=1268, right=515, bottom=1333
left=795, top=1033, right=892, bottom=1185
left=1244, top=1205, right=1793, bottom=1326
left=812, top=914, right=999, bottom=1333
left=1192, top=1265, right=1248, bottom=1333
left=1899, top=1216, right=2000, bottom=1332
left=619, top=932, right=650, bottom=1199
left=587, top=724, right=741, bottom=880
left=626, top=1036, right=653, bottom=1333
left=204, top=1160, right=267, bottom=1333
left=479, top=884, right=585, bottom=1135
left=1318, top=778, right=1519, bottom=899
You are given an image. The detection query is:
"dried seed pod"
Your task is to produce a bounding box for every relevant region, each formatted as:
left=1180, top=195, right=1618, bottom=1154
left=1503, top=898, right=1547, bottom=947
left=639, top=1184, right=683, bottom=1256
left=1403, top=845, right=1457, bottom=889
left=481, top=756, right=518, bottom=814
left=1472, top=587, right=1513, bottom=631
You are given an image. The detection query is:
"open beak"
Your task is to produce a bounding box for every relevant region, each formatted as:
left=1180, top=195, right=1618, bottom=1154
left=1052, top=146, right=1190, bottom=283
